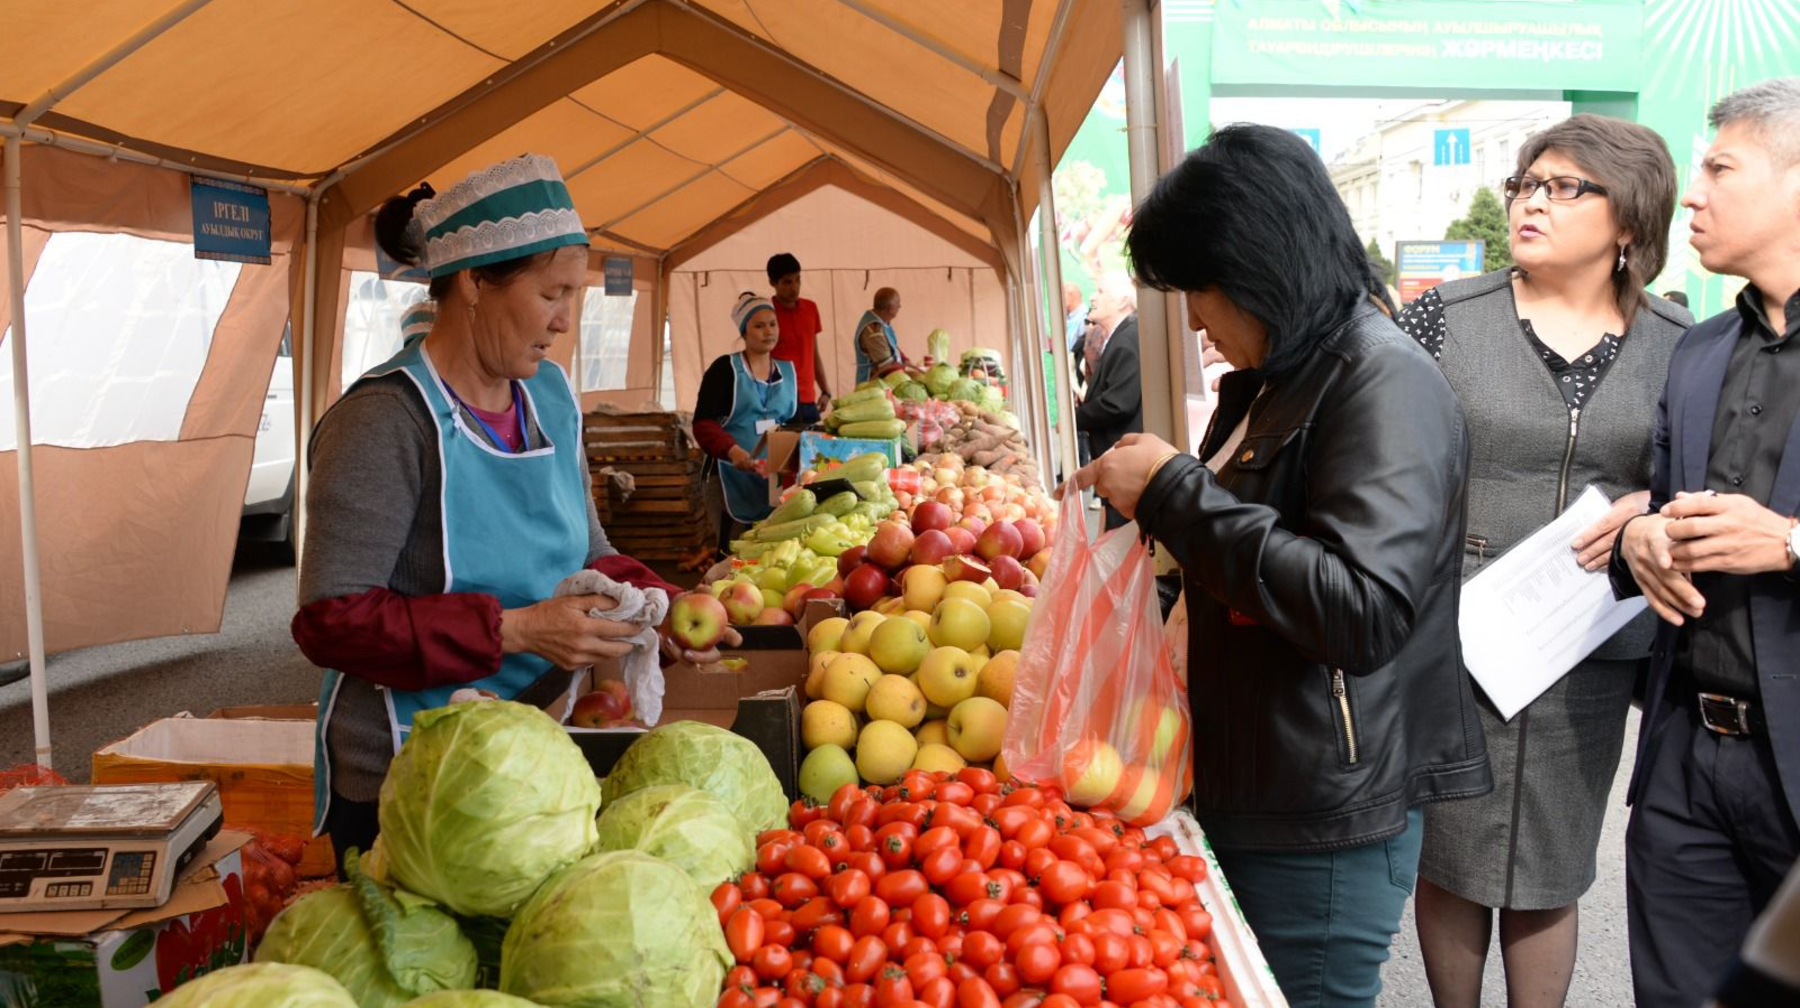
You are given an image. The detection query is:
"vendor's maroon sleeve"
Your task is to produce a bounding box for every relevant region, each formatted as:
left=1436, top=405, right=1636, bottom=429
left=291, top=588, right=503, bottom=691
left=693, top=418, right=739, bottom=459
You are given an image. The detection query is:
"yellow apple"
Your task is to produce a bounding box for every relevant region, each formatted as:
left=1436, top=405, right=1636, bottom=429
left=977, top=650, right=1019, bottom=706
left=856, top=720, right=919, bottom=785
left=946, top=696, right=1008, bottom=762
left=801, top=699, right=858, bottom=749
left=969, top=645, right=992, bottom=664
left=990, top=589, right=1029, bottom=608
left=1062, top=738, right=1123, bottom=807
left=901, top=565, right=949, bottom=613
left=903, top=610, right=933, bottom=633
left=820, top=653, right=882, bottom=713
left=942, top=581, right=993, bottom=607
left=985, top=599, right=1031, bottom=652
left=874, top=595, right=908, bottom=616
left=866, top=674, right=926, bottom=728
left=839, top=611, right=887, bottom=655
left=1128, top=697, right=1187, bottom=767
left=868, top=617, right=931, bottom=675
left=993, top=751, right=1013, bottom=784
left=807, top=616, right=850, bottom=654
left=805, top=650, right=840, bottom=699
left=912, top=742, right=967, bottom=774
left=917, top=646, right=980, bottom=708
left=929, top=598, right=991, bottom=652
left=915, top=718, right=950, bottom=747
left=1113, top=764, right=1165, bottom=825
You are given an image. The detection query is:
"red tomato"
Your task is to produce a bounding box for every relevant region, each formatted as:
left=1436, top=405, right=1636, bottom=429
left=1002, top=787, right=1046, bottom=809
left=1090, top=881, right=1136, bottom=911
left=828, top=869, right=873, bottom=909
left=964, top=827, right=1003, bottom=870
left=775, top=873, right=821, bottom=907
left=760, top=842, right=796, bottom=876
left=917, top=826, right=960, bottom=858
left=787, top=845, right=834, bottom=881
left=1059, top=932, right=1095, bottom=966
left=912, top=893, right=952, bottom=938
left=714, top=882, right=745, bottom=922
left=775, top=996, right=806, bottom=1008
left=982, top=961, right=1021, bottom=997
left=1152, top=910, right=1187, bottom=942
left=1106, top=968, right=1167, bottom=1003
left=762, top=829, right=805, bottom=848
left=845, top=798, right=879, bottom=831
left=1039, top=860, right=1093, bottom=905
left=847, top=824, right=877, bottom=853
left=792, top=898, right=845, bottom=932
left=1148, top=930, right=1183, bottom=969
left=845, top=935, right=887, bottom=983
left=804, top=819, right=841, bottom=846
left=828, top=784, right=862, bottom=822
left=958, top=767, right=999, bottom=794
left=1050, top=964, right=1103, bottom=1004
left=1165, top=856, right=1207, bottom=883
left=936, top=781, right=975, bottom=806
left=813, top=924, right=855, bottom=962
left=841, top=983, right=875, bottom=1008
left=1091, top=931, right=1130, bottom=974
left=1128, top=934, right=1155, bottom=970
left=1084, top=909, right=1137, bottom=938
left=1058, top=902, right=1093, bottom=932
left=765, top=920, right=798, bottom=948
left=1037, top=996, right=1078, bottom=1008
left=960, top=930, right=1004, bottom=969
left=1014, top=938, right=1063, bottom=984
left=816, top=990, right=845, bottom=1008
left=1023, top=848, right=1060, bottom=883
left=873, top=965, right=915, bottom=1007
left=922, top=846, right=964, bottom=887
left=875, top=870, right=929, bottom=906
left=1175, top=906, right=1212, bottom=941
left=754, top=945, right=794, bottom=981
left=1068, top=827, right=1119, bottom=857
left=989, top=903, right=1042, bottom=940
left=905, top=950, right=948, bottom=988
left=880, top=921, right=916, bottom=951
left=944, top=871, right=997, bottom=907
left=1006, top=920, right=1061, bottom=958
left=956, top=976, right=1001, bottom=1008
left=998, top=841, right=1028, bottom=871
left=742, top=872, right=773, bottom=901
left=750, top=989, right=780, bottom=1008
left=918, top=975, right=957, bottom=1008
left=719, top=988, right=758, bottom=1008
left=961, top=898, right=1006, bottom=934
left=726, top=908, right=765, bottom=963
left=850, top=895, right=891, bottom=938
left=728, top=964, right=760, bottom=989
left=900, top=937, right=939, bottom=960
left=845, top=852, right=887, bottom=881
left=879, top=830, right=917, bottom=869
left=1002, top=994, right=1047, bottom=1008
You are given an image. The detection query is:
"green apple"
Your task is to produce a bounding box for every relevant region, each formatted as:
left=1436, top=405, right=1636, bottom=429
left=1128, top=697, right=1186, bottom=767
left=799, top=744, right=860, bottom=804
left=839, top=611, right=887, bottom=655
left=917, top=646, right=980, bottom=708
left=929, top=597, right=991, bottom=652
left=946, top=696, right=1008, bottom=762
left=868, top=618, right=931, bottom=675
left=985, top=599, right=1031, bottom=652
left=807, top=616, right=850, bottom=654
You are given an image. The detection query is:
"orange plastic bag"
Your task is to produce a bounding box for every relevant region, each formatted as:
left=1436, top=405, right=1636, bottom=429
left=1000, top=486, right=1192, bottom=825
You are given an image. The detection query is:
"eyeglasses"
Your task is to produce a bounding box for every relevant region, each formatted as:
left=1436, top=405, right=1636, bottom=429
left=1502, top=175, right=1609, bottom=203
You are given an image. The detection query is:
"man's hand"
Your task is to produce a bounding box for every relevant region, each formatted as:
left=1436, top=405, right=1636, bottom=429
left=1572, top=490, right=1651, bottom=571
left=1620, top=513, right=1707, bottom=625
left=1664, top=491, right=1795, bottom=575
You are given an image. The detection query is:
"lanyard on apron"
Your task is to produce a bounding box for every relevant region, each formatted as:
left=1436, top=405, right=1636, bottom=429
left=442, top=379, right=526, bottom=453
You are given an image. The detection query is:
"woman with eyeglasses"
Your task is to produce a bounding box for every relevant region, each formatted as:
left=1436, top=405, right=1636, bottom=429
left=1399, top=115, right=1692, bottom=1008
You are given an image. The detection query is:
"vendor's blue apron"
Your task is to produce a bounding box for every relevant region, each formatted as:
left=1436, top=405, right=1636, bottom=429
left=720, top=353, right=797, bottom=525
left=312, top=341, right=589, bottom=832
left=853, top=311, right=901, bottom=383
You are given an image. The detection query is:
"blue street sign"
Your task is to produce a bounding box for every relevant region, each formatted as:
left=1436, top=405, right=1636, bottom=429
left=1292, top=128, right=1321, bottom=154
left=190, top=178, right=270, bottom=264
left=1433, top=128, right=1471, bottom=167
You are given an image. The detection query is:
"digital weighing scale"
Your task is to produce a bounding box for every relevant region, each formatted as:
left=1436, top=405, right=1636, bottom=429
left=0, top=781, right=223, bottom=913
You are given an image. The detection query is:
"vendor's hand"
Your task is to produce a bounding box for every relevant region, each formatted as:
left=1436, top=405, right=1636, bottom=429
left=1664, top=491, right=1795, bottom=575
left=1571, top=490, right=1651, bottom=571
left=728, top=447, right=765, bottom=474
left=1619, top=512, right=1706, bottom=625
left=817, top=393, right=832, bottom=411
left=499, top=594, right=640, bottom=669
left=1061, top=432, right=1182, bottom=521
left=658, top=622, right=743, bottom=666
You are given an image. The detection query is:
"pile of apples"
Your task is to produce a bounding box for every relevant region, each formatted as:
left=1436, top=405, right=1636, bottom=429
left=832, top=506, right=1051, bottom=617
left=569, top=678, right=640, bottom=729
left=891, top=452, right=1058, bottom=527
left=794, top=570, right=1032, bottom=801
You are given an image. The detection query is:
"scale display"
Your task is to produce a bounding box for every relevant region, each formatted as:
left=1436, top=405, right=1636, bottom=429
left=0, top=781, right=220, bottom=913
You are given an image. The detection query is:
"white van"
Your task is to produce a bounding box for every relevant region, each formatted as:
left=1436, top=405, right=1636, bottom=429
left=240, top=325, right=296, bottom=555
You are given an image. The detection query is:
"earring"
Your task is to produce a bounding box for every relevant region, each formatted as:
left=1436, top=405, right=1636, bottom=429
left=1616, top=246, right=1628, bottom=272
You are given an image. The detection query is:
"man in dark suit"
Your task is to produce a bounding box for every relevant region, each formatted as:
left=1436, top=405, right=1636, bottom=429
left=1076, top=274, right=1143, bottom=529
left=1610, top=78, right=1800, bottom=1008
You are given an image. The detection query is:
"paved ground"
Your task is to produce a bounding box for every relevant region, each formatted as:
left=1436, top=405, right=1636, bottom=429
left=0, top=535, right=1639, bottom=1006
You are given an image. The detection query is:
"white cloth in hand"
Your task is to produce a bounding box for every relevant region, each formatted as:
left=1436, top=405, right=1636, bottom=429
left=553, top=570, right=671, bottom=726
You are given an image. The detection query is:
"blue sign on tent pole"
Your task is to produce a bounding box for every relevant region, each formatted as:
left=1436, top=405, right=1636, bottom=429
left=603, top=256, right=634, bottom=295
left=1433, top=128, right=1471, bottom=166
left=190, top=178, right=271, bottom=264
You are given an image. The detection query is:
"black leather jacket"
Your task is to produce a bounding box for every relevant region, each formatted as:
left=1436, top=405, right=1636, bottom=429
left=1138, top=303, right=1491, bottom=852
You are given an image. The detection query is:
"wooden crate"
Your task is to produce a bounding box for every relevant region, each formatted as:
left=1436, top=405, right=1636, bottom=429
left=585, top=409, right=712, bottom=560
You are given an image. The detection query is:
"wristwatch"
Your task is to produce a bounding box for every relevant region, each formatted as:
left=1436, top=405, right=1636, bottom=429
left=1787, top=517, right=1800, bottom=571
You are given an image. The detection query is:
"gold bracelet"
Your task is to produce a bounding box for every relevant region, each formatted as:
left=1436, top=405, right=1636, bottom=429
left=1144, top=451, right=1184, bottom=489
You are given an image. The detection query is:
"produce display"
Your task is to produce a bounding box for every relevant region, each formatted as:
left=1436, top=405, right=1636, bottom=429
left=709, top=775, right=1226, bottom=1008
left=924, top=410, right=1040, bottom=486
left=593, top=784, right=756, bottom=888
left=153, top=961, right=360, bottom=1007
left=600, top=720, right=790, bottom=833
left=821, top=386, right=907, bottom=441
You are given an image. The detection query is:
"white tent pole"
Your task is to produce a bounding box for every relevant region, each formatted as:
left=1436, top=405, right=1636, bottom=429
left=15, top=0, right=216, bottom=128
left=1032, top=109, right=1080, bottom=483
left=295, top=193, right=321, bottom=569
left=5, top=134, right=51, bottom=769
left=1011, top=203, right=1055, bottom=484
left=0, top=123, right=310, bottom=197
left=836, top=0, right=1026, bottom=99
left=1120, top=0, right=1182, bottom=450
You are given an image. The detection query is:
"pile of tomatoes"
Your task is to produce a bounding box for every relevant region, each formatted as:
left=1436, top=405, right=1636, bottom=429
left=711, top=769, right=1226, bottom=1008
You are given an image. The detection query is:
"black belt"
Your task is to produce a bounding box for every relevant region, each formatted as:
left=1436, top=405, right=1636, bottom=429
left=1697, top=692, right=1767, bottom=737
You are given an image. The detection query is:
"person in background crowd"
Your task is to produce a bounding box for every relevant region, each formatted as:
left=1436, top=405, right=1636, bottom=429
left=1399, top=114, right=1690, bottom=1008
left=1063, top=281, right=1086, bottom=351
left=1076, top=272, right=1142, bottom=529
left=1073, top=124, right=1492, bottom=1008
left=1663, top=289, right=1690, bottom=308
left=1611, top=77, right=1800, bottom=1008
left=292, top=155, right=723, bottom=871
left=767, top=252, right=830, bottom=423
left=693, top=293, right=798, bottom=551
left=852, top=287, right=905, bottom=382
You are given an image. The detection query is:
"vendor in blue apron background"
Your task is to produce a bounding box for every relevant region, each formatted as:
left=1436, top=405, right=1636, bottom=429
left=693, top=292, right=799, bottom=551
left=291, top=153, right=730, bottom=873
left=852, top=286, right=906, bottom=382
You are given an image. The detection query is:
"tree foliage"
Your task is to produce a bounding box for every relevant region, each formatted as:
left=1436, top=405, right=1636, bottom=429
left=1364, top=238, right=1396, bottom=288
left=1445, top=186, right=1513, bottom=273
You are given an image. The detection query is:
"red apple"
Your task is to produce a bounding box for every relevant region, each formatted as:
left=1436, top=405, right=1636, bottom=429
left=669, top=592, right=729, bottom=650
left=989, top=554, right=1025, bottom=591
left=844, top=563, right=891, bottom=611
left=720, top=580, right=765, bottom=624
left=1014, top=519, right=1046, bottom=558
left=823, top=576, right=846, bottom=595
left=753, top=608, right=795, bottom=625
left=1026, top=550, right=1050, bottom=580
left=910, top=528, right=955, bottom=566
left=801, top=587, right=839, bottom=607
left=866, top=520, right=916, bottom=569
left=837, top=545, right=867, bottom=577
left=944, top=527, right=978, bottom=554
left=912, top=501, right=954, bottom=534
left=1019, top=583, right=1039, bottom=598
left=964, top=503, right=994, bottom=525
left=570, top=687, right=629, bottom=728
left=942, top=555, right=993, bottom=584
left=783, top=582, right=816, bottom=616
left=977, top=521, right=1024, bottom=561
left=956, top=515, right=989, bottom=539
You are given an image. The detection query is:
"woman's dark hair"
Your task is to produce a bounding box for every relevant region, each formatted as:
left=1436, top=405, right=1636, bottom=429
left=374, top=183, right=553, bottom=299
left=1513, top=114, right=1678, bottom=329
left=1125, top=124, right=1391, bottom=382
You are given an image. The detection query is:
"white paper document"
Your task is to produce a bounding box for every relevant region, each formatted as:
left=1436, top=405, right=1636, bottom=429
left=1459, top=485, right=1650, bottom=720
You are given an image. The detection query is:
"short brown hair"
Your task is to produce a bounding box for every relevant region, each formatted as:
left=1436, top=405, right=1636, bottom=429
left=1514, top=114, right=1678, bottom=329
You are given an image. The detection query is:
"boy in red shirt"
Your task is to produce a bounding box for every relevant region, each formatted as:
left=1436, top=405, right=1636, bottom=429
left=766, top=252, right=830, bottom=423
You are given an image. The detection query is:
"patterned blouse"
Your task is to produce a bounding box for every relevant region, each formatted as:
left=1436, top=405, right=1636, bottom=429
left=1397, top=286, right=1623, bottom=410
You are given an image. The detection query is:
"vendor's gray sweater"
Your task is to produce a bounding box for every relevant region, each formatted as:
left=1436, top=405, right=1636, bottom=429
left=299, top=373, right=611, bottom=803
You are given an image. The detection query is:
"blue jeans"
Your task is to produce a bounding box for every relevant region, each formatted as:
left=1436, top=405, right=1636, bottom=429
left=1211, top=807, right=1423, bottom=1008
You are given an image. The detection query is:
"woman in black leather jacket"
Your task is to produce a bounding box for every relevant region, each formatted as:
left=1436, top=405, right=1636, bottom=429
left=1074, top=124, right=1493, bottom=1008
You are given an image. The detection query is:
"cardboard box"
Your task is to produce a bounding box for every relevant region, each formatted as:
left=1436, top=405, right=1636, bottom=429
left=92, top=717, right=334, bottom=879
left=0, top=833, right=250, bottom=1008
left=207, top=704, right=317, bottom=721
left=1144, top=812, right=1287, bottom=1008
left=796, top=432, right=901, bottom=472
left=760, top=427, right=806, bottom=507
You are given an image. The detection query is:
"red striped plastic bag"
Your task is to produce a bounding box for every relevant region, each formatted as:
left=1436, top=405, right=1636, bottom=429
left=1000, top=485, right=1192, bottom=825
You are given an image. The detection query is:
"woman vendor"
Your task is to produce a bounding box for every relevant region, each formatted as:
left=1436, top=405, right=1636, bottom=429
left=693, top=292, right=798, bottom=549
left=291, top=153, right=727, bottom=869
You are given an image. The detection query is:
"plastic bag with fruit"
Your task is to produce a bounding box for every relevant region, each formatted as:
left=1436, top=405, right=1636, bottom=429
left=999, top=485, right=1192, bottom=825
left=237, top=829, right=304, bottom=942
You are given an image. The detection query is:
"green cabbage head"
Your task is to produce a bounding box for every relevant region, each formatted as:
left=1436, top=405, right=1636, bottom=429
left=500, top=851, right=731, bottom=1008
left=155, top=963, right=359, bottom=1008
left=377, top=701, right=600, bottom=917
left=923, top=364, right=958, bottom=398
left=948, top=378, right=985, bottom=403
left=402, top=993, right=543, bottom=1007
left=600, top=720, right=786, bottom=831
left=593, top=784, right=754, bottom=887
left=256, top=854, right=477, bottom=1007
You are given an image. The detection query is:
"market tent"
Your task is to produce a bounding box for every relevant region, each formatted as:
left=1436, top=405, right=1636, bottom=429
left=1, top=1, right=1122, bottom=765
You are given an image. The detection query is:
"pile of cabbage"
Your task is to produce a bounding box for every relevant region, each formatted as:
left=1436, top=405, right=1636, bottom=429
left=219, top=702, right=783, bottom=1008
